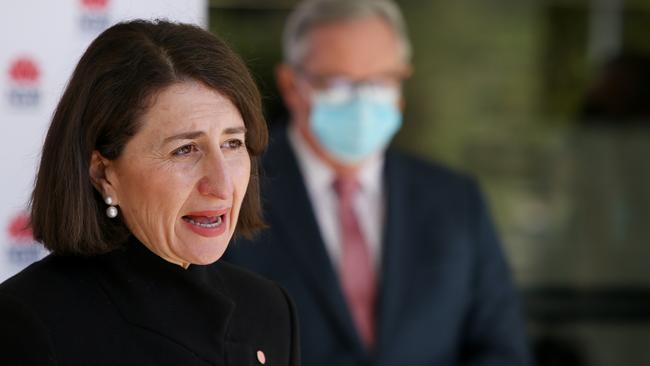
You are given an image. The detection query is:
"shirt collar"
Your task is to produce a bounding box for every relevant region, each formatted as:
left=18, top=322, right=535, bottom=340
left=287, top=124, right=384, bottom=195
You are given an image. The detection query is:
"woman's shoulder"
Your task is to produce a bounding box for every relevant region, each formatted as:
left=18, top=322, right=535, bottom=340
left=0, top=254, right=99, bottom=323
left=0, top=254, right=91, bottom=297
left=0, top=286, right=58, bottom=365
left=0, top=255, right=96, bottom=365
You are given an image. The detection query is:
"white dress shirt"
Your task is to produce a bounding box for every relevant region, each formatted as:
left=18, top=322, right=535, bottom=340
left=287, top=125, right=385, bottom=271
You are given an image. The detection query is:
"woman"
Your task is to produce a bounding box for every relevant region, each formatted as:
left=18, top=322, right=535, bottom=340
left=0, top=20, right=299, bottom=366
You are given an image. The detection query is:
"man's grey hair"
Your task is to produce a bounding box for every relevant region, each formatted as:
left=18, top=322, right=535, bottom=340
left=283, top=0, right=412, bottom=67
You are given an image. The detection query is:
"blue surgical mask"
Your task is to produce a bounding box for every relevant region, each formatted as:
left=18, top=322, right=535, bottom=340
left=309, top=85, right=402, bottom=163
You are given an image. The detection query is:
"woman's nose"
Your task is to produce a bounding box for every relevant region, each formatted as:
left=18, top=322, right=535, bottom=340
left=197, top=153, right=232, bottom=198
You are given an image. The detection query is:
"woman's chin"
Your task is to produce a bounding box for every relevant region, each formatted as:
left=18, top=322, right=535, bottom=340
left=191, top=252, right=225, bottom=266
left=178, top=240, right=229, bottom=266
left=174, top=222, right=233, bottom=265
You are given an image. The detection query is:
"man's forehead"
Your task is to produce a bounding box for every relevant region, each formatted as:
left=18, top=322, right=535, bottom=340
left=300, top=16, right=405, bottom=78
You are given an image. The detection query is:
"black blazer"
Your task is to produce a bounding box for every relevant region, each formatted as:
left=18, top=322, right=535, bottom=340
left=225, top=127, right=531, bottom=366
left=0, top=236, right=300, bottom=366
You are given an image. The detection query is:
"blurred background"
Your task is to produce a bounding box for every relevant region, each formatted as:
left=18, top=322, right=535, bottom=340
left=208, top=0, right=650, bottom=364
left=2, top=0, right=649, bottom=364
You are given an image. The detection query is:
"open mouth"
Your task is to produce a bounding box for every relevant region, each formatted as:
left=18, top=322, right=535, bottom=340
left=182, top=215, right=224, bottom=229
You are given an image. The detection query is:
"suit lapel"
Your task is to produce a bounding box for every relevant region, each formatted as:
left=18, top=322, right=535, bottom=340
left=263, top=130, right=365, bottom=354
left=375, top=152, right=420, bottom=359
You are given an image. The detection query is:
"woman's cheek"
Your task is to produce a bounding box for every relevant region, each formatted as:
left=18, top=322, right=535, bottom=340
left=231, top=157, right=251, bottom=190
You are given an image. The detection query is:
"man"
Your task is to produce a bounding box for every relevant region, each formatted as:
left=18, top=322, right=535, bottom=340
left=225, top=1, right=531, bottom=365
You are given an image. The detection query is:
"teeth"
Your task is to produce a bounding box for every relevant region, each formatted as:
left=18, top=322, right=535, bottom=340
left=186, top=216, right=222, bottom=228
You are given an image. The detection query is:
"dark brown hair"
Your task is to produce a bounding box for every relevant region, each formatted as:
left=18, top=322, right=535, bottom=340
left=30, top=19, right=268, bottom=255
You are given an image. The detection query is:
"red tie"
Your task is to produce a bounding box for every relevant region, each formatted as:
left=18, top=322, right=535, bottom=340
left=333, top=176, right=377, bottom=348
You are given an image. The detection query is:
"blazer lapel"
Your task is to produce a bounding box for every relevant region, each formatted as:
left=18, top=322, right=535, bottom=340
left=263, top=130, right=365, bottom=354
left=375, top=151, right=421, bottom=359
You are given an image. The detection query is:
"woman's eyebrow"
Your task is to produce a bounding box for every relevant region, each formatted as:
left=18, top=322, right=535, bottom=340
left=162, top=131, right=204, bottom=144
left=162, top=126, right=246, bottom=145
left=223, top=126, right=247, bottom=135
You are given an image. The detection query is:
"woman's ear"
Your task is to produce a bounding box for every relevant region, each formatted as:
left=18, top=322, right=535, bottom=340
left=89, top=151, right=118, bottom=203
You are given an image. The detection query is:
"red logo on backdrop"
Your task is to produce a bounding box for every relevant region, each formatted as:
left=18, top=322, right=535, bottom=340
left=5, top=212, right=44, bottom=265
left=9, top=58, right=40, bottom=86
left=79, top=0, right=110, bottom=33
left=6, top=56, right=41, bottom=108
left=81, top=0, right=109, bottom=9
left=7, top=214, right=33, bottom=242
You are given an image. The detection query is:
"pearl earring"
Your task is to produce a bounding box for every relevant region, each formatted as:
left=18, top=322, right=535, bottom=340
left=105, top=196, right=118, bottom=218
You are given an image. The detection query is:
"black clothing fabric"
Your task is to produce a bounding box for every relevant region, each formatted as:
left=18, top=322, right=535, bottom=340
left=0, top=236, right=300, bottom=366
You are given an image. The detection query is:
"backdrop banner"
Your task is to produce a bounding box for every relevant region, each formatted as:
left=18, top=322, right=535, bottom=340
left=0, top=0, right=207, bottom=282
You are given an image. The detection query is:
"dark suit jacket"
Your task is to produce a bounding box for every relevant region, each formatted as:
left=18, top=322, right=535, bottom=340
left=224, top=128, right=531, bottom=366
left=0, top=236, right=300, bottom=366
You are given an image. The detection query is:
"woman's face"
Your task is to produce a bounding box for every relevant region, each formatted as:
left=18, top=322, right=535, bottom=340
left=103, top=81, right=250, bottom=267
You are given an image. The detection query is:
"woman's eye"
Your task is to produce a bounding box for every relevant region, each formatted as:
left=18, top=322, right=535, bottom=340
left=222, top=139, right=244, bottom=150
left=172, top=144, right=198, bottom=156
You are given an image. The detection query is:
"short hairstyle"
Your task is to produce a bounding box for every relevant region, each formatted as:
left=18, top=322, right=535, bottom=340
left=30, top=19, right=268, bottom=255
left=283, top=0, right=412, bottom=66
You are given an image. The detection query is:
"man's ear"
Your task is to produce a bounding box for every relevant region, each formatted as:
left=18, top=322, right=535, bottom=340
left=398, top=64, right=413, bottom=111
left=276, top=63, right=305, bottom=113
left=89, top=150, right=118, bottom=203
left=276, top=63, right=314, bottom=133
